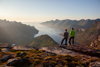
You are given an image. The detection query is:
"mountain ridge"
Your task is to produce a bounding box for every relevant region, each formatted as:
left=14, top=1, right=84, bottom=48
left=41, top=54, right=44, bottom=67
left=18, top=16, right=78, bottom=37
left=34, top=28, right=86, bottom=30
left=75, top=21, right=100, bottom=45
left=30, top=34, right=58, bottom=47
left=0, top=19, right=38, bottom=45
left=41, top=18, right=100, bottom=31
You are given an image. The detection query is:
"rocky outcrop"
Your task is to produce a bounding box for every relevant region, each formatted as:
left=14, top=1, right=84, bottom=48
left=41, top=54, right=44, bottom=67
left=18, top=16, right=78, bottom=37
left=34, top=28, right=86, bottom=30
left=6, top=58, right=19, bottom=66
left=90, top=35, right=100, bottom=47
left=0, top=43, right=11, bottom=48
left=75, top=21, right=100, bottom=45
left=0, top=45, right=100, bottom=67
left=0, top=65, right=14, bottom=67
left=13, top=45, right=36, bottom=50
left=39, top=45, right=99, bottom=62
left=6, top=58, right=31, bottom=66
left=89, top=62, right=100, bottom=67
left=1, top=48, right=10, bottom=52
left=0, top=55, right=11, bottom=61
left=98, top=35, right=100, bottom=41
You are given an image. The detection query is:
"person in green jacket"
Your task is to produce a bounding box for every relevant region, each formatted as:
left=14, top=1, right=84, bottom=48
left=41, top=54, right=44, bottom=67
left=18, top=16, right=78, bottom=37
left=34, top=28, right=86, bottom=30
left=69, top=28, right=75, bottom=45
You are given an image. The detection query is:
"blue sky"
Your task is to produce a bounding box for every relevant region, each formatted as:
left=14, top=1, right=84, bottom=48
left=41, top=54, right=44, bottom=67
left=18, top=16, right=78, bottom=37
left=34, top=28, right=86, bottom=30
left=0, top=0, right=100, bottom=22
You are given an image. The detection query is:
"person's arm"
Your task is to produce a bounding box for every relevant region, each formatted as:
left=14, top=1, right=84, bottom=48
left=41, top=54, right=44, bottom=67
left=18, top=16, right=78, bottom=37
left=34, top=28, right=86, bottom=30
left=70, top=31, right=71, bottom=37
left=68, top=32, right=69, bottom=38
left=63, top=33, right=65, bottom=37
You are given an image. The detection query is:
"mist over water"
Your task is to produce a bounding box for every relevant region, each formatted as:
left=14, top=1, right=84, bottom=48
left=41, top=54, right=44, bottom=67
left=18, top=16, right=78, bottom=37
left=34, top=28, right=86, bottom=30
left=23, top=22, right=63, bottom=44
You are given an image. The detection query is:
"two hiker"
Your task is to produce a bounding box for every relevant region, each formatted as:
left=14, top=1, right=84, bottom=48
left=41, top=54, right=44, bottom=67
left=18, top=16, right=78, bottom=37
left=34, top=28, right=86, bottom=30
left=60, top=28, right=75, bottom=45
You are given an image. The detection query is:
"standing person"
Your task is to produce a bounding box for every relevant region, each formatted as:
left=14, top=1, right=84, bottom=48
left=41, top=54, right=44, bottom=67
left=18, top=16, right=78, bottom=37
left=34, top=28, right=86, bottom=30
left=60, top=29, right=69, bottom=45
left=69, top=28, right=75, bottom=45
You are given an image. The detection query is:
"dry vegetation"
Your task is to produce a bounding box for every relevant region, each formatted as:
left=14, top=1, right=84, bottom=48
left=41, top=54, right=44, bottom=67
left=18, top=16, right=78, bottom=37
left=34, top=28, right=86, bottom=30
left=0, top=48, right=100, bottom=67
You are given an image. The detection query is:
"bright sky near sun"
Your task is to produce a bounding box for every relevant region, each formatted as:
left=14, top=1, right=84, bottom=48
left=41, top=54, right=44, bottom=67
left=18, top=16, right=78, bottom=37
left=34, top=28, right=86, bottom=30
left=0, top=0, right=100, bottom=22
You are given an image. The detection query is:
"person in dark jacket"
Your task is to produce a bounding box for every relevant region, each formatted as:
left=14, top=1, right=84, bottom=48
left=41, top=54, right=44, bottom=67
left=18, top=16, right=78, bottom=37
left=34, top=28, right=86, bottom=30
left=60, top=29, right=69, bottom=45
left=69, top=28, right=75, bottom=45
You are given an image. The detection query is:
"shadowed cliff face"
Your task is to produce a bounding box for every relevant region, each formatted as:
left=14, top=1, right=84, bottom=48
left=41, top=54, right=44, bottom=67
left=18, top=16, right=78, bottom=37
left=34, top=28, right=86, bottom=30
left=0, top=19, right=38, bottom=45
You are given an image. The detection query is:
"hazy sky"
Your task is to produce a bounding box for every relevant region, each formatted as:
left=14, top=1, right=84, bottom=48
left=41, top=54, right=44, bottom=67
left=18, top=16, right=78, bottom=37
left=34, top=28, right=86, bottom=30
left=0, top=0, right=100, bottom=22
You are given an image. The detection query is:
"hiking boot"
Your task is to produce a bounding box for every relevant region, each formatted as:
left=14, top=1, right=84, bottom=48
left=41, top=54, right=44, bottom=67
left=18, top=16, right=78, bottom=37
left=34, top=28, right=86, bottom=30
left=68, top=44, right=70, bottom=46
left=72, top=44, right=74, bottom=46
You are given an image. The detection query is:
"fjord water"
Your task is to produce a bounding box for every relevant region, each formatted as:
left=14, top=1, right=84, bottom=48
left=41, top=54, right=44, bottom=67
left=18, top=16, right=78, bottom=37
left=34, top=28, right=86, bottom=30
left=24, top=22, right=63, bottom=44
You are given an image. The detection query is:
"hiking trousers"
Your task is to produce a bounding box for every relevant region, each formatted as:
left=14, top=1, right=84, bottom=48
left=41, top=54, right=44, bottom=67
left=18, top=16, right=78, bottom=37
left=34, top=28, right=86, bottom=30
left=61, top=38, right=68, bottom=45
left=69, top=36, right=74, bottom=45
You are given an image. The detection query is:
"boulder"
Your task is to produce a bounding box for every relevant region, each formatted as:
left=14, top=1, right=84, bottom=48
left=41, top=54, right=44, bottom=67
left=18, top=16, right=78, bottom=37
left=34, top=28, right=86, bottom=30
left=6, top=58, right=31, bottom=66
left=94, top=40, right=98, bottom=46
left=0, top=55, right=11, bottom=61
left=98, top=35, right=100, bottom=41
left=89, top=61, right=100, bottom=67
left=0, top=65, right=14, bottom=67
left=6, top=58, right=19, bottom=66
left=76, top=66, right=84, bottom=67
left=13, top=45, right=36, bottom=50
left=1, top=48, right=10, bottom=52
left=0, top=43, right=11, bottom=48
left=90, top=42, right=94, bottom=47
left=18, top=52, right=26, bottom=56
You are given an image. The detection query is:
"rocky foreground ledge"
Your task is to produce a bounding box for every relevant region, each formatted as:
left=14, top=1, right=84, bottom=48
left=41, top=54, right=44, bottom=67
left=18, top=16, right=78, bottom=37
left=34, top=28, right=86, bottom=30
left=0, top=45, right=100, bottom=67
left=39, top=45, right=100, bottom=67
left=40, top=45, right=100, bottom=57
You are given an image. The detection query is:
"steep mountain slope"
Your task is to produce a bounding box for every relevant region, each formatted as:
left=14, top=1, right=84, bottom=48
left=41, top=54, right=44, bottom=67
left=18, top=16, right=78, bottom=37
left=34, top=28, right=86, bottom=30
left=30, top=35, right=58, bottom=47
left=75, top=21, right=100, bottom=45
left=41, top=19, right=100, bottom=31
left=0, top=19, right=38, bottom=45
left=0, top=27, right=14, bottom=44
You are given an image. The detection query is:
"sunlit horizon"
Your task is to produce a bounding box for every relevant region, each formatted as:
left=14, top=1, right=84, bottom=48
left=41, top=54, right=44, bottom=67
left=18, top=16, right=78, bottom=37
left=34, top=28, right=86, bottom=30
left=0, top=0, right=100, bottom=23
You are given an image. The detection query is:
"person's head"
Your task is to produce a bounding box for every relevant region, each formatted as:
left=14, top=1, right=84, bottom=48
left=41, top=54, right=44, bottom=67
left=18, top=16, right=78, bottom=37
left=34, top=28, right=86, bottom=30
left=72, top=28, right=74, bottom=30
left=65, top=29, right=67, bottom=31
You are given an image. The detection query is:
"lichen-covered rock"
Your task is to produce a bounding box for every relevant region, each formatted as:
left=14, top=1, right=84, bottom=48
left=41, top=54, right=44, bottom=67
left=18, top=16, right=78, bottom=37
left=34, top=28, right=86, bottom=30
left=89, top=62, right=100, bottom=67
